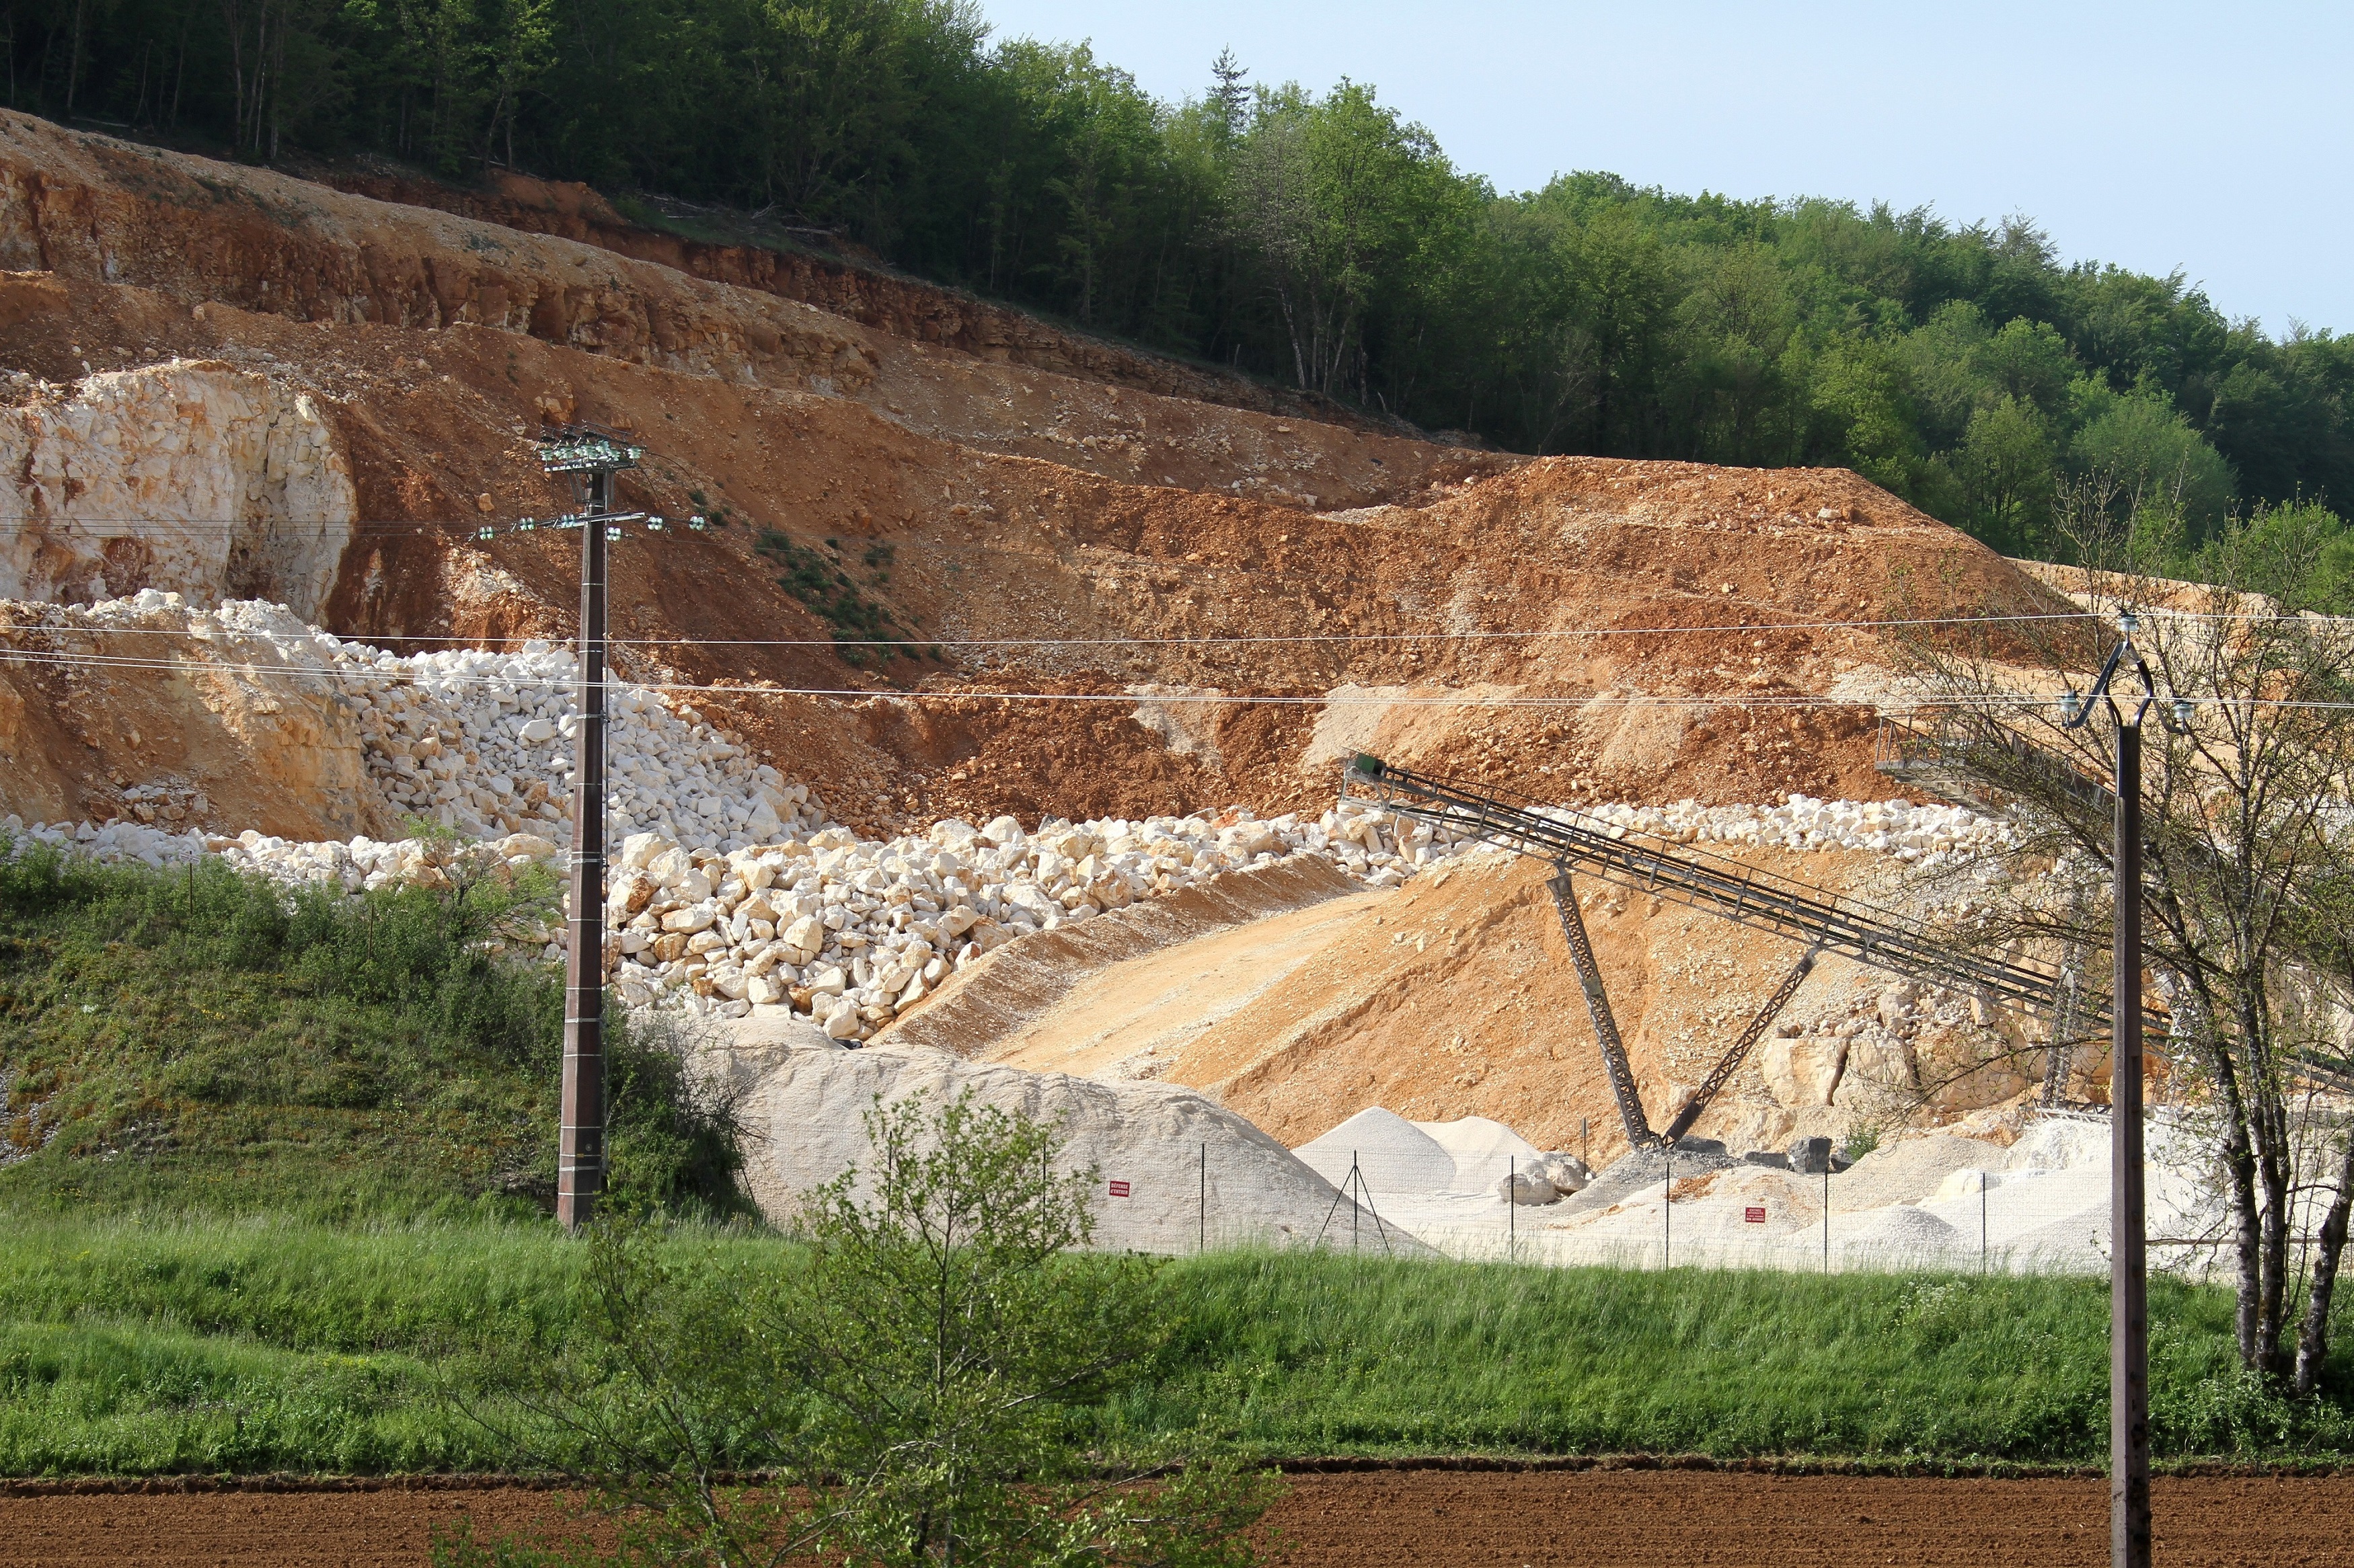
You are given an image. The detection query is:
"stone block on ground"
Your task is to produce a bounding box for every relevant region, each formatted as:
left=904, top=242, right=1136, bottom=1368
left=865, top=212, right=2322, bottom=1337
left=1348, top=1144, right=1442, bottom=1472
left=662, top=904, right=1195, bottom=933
left=1787, top=1135, right=1835, bottom=1175
left=1496, top=1170, right=1558, bottom=1205
left=1536, top=1152, right=1591, bottom=1191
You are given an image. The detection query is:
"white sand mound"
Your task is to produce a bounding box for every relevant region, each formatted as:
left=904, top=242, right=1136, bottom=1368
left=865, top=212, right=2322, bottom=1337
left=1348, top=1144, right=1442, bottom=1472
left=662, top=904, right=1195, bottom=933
left=1413, top=1115, right=1542, bottom=1189
left=1839, top=1203, right=1966, bottom=1254
left=699, top=1040, right=1422, bottom=1256
left=1293, top=1107, right=1461, bottom=1199
left=1996, top=1202, right=2112, bottom=1269
left=1831, top=1134, right=2008, bottom=1212
left=2006, top=1117, right=2111, bottom=1173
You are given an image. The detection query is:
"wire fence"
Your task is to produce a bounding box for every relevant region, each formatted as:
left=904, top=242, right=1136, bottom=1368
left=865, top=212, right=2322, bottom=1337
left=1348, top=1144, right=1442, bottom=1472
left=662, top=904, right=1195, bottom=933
left=1077, top=1112, right=2259, bottom=1280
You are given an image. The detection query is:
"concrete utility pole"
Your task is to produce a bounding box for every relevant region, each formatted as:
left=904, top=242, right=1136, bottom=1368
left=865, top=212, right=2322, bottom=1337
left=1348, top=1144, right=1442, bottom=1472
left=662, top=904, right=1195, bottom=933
left=2059, top=609, right=2189, bottom=1568
left=535, top=424, right=645, bottom=1232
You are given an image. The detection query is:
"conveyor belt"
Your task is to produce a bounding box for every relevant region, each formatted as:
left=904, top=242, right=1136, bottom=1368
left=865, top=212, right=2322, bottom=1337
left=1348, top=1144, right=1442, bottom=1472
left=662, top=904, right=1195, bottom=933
left=1343, top=755, right=2078, bottom=1021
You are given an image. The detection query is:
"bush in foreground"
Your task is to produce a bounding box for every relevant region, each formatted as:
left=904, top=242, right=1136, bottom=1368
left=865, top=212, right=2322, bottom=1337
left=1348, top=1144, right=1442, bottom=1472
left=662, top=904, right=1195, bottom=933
left=444, top=1093, right=1278, bottom=1567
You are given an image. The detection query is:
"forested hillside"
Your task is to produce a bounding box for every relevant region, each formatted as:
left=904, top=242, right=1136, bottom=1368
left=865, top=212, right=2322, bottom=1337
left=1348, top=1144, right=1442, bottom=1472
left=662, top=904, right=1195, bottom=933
left=13, top=0, right=2354, bottom=567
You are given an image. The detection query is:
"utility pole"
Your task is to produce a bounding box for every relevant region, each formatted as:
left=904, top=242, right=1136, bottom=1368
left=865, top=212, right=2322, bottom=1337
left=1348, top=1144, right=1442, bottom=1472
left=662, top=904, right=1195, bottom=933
left=2059, top=609, right=2191, bottom=1568
left=536, top=424, right=646, bottom=1232
left=2109, top=708, right=2148, bottom=1568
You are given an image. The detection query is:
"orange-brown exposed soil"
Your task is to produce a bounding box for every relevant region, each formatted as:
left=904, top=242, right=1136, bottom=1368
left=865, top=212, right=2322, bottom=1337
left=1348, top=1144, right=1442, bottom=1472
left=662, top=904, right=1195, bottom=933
left=895, top=846, right=1932, bottom=1164
left=0, top=1472, right=2339, bottom=1567
left=0, top=112, right=2078, bottom=841
left=318, top=164, right=1390, bottom=432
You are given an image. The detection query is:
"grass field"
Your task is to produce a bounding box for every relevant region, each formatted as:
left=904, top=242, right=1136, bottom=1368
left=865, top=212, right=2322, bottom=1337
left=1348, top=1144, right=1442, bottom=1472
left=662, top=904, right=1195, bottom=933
left=6, top=848, right=2352, bottom=1478
left=3, top=1214, right=2349, bottom=1477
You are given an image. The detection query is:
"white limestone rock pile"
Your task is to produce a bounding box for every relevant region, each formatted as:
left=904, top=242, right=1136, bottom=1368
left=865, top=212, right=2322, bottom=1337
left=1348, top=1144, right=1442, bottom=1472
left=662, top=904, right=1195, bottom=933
left=1560, top=794, right=2009, bottom=864
left=0, top=814, right=560, bottom=890
left=1595, top=795, right=2002, bottom=858
left=8, top=589, right=354, bottom=671
left=603, top=799, right=1454, bottom=1038
left=335, top=640, right=822, bottom=849
left=0, top=814, right=213, bottom=871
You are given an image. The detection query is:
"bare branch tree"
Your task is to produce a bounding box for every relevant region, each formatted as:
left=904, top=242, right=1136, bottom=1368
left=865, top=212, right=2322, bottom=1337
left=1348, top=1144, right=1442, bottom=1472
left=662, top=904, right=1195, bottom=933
left=1893, top=497, right=2354, bottom=1390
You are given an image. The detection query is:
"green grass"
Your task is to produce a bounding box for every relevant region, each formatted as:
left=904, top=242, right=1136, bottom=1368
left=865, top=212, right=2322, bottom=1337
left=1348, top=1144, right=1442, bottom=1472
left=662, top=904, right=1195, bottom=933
left=0, top=842, right=741, bottom=1221
left=5, top=845, right=2350, bottom=1476
left=3, top=1217, right=2350, bottom=1476
left=1135, top=1252, right=2354, bottom=1464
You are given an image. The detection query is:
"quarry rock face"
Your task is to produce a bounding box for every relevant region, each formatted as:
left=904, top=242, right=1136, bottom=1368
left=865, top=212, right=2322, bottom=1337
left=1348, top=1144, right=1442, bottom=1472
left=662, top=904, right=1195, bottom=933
left=0, top=361, right=355, bottom=617
left=0, top=111, right=2102, bottom=1166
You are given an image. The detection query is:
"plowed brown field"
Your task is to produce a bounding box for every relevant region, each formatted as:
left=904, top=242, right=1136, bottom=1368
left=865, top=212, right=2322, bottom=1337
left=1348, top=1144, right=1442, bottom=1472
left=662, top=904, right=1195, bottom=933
left=0, top=1471, right=2338, bottom=1567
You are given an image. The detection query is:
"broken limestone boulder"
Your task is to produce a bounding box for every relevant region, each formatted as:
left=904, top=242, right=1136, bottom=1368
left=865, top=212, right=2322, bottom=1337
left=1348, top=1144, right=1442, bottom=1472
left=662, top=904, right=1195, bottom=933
left=1535, top=1152, right=1591, bottom=1192
left=1759, top=1035, right=1849, bottom=1107
left=1496, top=1169, right=1559, bottom=1205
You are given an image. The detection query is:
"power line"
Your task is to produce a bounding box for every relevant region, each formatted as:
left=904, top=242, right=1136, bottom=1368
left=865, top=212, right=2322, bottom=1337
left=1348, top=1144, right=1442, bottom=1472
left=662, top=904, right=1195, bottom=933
left=3, top=643, right=2330, bottom=711
left=0, top=611, right=2102, bottom=647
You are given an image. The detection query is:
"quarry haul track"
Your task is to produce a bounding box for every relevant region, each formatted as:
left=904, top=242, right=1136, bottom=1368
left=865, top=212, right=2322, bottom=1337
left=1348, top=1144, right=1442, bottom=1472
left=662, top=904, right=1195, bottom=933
left=0, top=1471, right=2343, bottom=1565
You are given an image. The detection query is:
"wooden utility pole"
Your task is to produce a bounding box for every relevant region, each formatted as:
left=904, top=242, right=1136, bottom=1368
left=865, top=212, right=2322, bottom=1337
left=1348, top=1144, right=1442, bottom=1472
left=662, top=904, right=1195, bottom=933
left=537, top=426, right=642, bottom=1232
left=2109, top=715, right=2150, bottom=1565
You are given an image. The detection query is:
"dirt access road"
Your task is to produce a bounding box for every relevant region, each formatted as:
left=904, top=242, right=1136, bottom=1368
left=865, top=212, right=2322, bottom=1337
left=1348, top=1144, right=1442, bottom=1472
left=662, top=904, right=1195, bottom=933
left=0, top=1470, right=2339, bottom=1566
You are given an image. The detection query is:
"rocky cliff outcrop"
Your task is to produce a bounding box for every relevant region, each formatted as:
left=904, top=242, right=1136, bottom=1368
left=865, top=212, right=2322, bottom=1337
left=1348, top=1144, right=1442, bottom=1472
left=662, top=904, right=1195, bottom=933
left=0, top=357, right=354, bottom=615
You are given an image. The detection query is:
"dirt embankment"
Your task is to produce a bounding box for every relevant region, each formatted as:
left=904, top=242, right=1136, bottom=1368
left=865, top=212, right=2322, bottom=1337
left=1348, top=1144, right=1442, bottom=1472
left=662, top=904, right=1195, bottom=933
left=0, top=111, right=2078, bottom=847
left=322, top=165, right=1390, bottom=432
left=0, top=601, right=382, bottom=841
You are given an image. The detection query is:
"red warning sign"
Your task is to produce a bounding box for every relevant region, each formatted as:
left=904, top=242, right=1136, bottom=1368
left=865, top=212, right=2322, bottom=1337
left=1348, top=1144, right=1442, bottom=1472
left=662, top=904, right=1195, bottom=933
left=1108, top=1180, right=1131, bottom=1198
left=1743, top=1206, right=1767, bottom=1224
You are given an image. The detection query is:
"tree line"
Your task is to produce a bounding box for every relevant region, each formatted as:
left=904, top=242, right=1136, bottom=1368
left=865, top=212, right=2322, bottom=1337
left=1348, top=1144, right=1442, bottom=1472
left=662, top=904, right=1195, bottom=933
left=15, top=0, right=2354, bottom=569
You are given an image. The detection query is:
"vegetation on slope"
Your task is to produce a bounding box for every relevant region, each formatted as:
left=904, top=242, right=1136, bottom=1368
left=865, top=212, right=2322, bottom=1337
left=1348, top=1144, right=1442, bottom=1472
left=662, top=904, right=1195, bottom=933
left=18, top=1, right=2354, bottom=561
left=0, top=840, right=741, bottom=1220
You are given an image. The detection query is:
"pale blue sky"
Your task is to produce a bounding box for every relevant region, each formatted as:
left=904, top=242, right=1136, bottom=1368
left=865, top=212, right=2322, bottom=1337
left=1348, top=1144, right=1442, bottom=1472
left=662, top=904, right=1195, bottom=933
left=977, top=1, right=2348, bottom=338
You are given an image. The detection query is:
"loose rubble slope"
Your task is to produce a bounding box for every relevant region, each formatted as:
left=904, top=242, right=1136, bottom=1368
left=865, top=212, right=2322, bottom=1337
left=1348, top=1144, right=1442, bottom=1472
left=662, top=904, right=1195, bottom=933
left=895, top=803, right=2037, bottom=1164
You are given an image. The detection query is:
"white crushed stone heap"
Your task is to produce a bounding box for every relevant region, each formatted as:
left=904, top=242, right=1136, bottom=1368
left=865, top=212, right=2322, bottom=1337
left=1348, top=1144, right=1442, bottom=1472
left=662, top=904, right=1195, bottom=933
left=340, top=640, right=820, bottom=849
left=601, top=800, right=1453, bottom=1040
left=1552, top=795, right=2010, bottom=863
left=5, top=598, right=2017, bottom=1042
